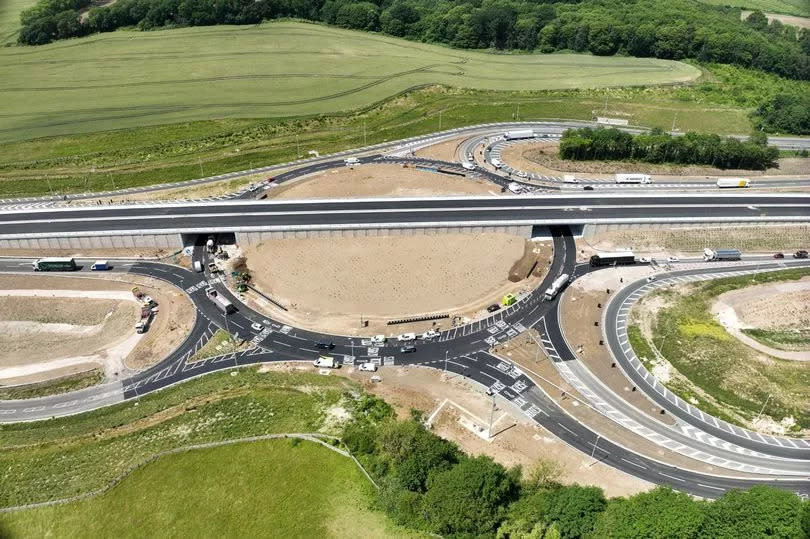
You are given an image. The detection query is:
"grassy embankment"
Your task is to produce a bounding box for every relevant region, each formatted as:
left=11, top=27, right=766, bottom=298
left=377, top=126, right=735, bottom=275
left=743, top=328, right=810, bottom=351
left=0, top=438, right=418, bottom=538
left=630, top=268, right=810, bottom=433
left=0, top=368, right=358, bottom=508
left=0, top=369, right=104, bottom=400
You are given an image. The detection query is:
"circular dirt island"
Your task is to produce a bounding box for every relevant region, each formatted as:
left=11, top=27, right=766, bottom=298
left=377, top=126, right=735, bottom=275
left=241, top=233, right=551, bottom=335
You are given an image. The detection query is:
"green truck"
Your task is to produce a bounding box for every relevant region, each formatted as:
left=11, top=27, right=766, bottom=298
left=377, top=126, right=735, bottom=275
left=32, top=257, right=77, bottom=271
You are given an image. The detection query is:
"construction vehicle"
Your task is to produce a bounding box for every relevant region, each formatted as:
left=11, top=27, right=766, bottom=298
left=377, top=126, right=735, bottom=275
left=703, top=248, right=741, bottom=261
left=205, top=287, right=236, bottom=314
left=135, top=305, right=156, bottom=334
left=544, top=273, right=570, bottom=301
left=501, top=293, right=517, bottom=306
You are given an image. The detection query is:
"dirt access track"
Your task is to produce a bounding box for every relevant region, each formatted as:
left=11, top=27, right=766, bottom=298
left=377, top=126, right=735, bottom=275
left=0, top=273, right=195, bottom=386
left=712, top=277, right=810, bottom=360
left=265, top=163, right=498, bottom=200
left=242, top=234, right=551, bottom=335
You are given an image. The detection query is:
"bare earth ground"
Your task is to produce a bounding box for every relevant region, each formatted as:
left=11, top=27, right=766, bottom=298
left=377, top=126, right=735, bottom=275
left=560, top=264, right=678, bottom=425
left=0, top=273, right=194, bottom=385
left=413, top=136, right=470, bottom=162
left=712, top=277, right=810, bottom=359
left=502, top=141, right=810, bottom=179
left=583, top=224, right=810, bottom=258
left=265, top=163, right=498, bottom=200
left=242, top=234, right=551, bottom=335
left=340, top=364, right=652, bottom=497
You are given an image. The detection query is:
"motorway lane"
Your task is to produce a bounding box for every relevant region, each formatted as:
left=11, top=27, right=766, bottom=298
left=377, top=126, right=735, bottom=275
left=1, top=195, right=809, bottom=237
left=603, top=261, right=810, bottom=457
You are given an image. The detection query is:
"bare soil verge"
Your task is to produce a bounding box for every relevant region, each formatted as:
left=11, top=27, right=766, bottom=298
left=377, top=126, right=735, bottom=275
left=584, top=224, right=810, bottom=258
left=265, top=163, right=497, bottom=200
left=502, top=141, right=810, bottom=179
left=712, top=277, right=810, bottom=358
left=339, top=364, right=651, bottom=497
left=0, top=272, right=195, bottom=384
left=413, top=136, right=470, bottom=162
left=242, top=234, right=550, bottom=335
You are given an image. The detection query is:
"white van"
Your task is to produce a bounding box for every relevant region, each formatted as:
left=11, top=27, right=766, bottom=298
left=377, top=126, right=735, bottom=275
left=193, top=260, right=203, bottom=273
left=397, top=332, right=416, bottom=342
left=344, top=157, right=360, bottom=166
left=313, top=356, right=338, bottom=368
left=358, top=362, right=378, bottom=372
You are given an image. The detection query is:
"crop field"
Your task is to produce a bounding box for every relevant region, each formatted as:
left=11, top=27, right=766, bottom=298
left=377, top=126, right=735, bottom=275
left=0, top=21, right=701, bottom=143
left=0, top=0, right=35, bottom=45
left=0, top=439, right=416, bottom=538
left=702, top=0, right=810, bottom=17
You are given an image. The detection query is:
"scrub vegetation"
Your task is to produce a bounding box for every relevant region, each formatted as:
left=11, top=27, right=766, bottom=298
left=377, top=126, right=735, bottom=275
left=632, top=268, right=810, bottom=433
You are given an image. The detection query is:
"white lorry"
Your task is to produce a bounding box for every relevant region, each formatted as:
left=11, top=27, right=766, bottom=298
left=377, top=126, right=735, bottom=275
left=491, top=158, right=503, bottom=169
left=205, top=287, right=236, bottom=314
left=507, top=182, right=523, bottom=194
left=716, top=177, right=750, bottom=188
left=314, top=355, right=339, bottom=368
left=615, top=173, right=652, bottom=184
left=543, top=273, right=570, bottom=301
left=703, top=248, right=742, bottom=261
left=504, top=129, right=536, bottom=140
left=563, top=174, right=580, bottom=184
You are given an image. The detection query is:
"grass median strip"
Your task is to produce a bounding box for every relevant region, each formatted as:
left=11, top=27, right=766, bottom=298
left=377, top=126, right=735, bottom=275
left=0, top=369, right=104, bottom=400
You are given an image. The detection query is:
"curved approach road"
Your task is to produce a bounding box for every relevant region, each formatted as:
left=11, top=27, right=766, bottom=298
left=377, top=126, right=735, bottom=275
left=1, top=120, right=807, bottom=207
left=1, top=230, right=809, bottom=499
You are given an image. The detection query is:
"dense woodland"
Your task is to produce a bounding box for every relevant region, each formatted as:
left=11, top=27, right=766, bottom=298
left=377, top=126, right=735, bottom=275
left=754, top=93, right=810, bottom=135
left=17, top=0, right=810, bottom=83
left=343, top=395, right=810, bottom=538
left=559, top=127, right=780, bottom=169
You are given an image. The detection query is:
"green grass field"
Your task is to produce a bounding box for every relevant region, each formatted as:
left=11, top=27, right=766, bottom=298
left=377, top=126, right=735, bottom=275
left=632, top=268, right=810, bottom=433
left=0, top=21, right=700, bottom=143
left=0, top=0, right=36, bottom=45
left=0, top=368, right=355, bottom=507
left=700, top=0, right=810, bottom=17
left=0, top=439, right=417, bottom=538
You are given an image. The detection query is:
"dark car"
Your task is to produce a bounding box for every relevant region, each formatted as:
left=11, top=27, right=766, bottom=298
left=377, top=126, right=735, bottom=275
left=315, top=341, right=334, bottom=350
left=773, top=252, right=785, bottom=259
left=486, top=304, right=501, bottom=313
left=400, top=345, right=416, bottom=354
left=583, top=185, right=594, bottom=191
left=794, top=250, right=809, bottom=259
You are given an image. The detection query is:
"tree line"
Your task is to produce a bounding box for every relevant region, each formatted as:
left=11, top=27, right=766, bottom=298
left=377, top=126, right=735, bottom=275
left=753, top=93, right=810, bottom=135
left=559, top=127, right=780, bottom=170
left=17, top=0, right=810, bottom=82
left=341, top=394, right=810, bottom=538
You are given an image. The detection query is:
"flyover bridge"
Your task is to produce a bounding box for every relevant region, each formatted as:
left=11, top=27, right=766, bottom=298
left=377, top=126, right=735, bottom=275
left=0, top=193, right=808, bottom=249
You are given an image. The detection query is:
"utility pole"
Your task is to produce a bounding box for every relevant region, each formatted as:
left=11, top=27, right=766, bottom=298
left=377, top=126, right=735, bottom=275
left=109, top=173, right=116, bottom=191
left=589, top=433, right=601, bottom=466
left=46, top=178, right=54, bottom=196
left=439, top=111, right=442, bottom=131
left=516, top=102, right=520, bottom=121
left=756, top=394, right=772, bottom=422
left=487, top=393, right=496, bottom=438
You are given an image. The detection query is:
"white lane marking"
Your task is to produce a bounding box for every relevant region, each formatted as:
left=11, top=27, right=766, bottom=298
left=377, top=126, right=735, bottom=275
left=620, top=458, right=647, bottom=469
left=658, top=472, right=686, bottom=482
left=272, top=340, right=291, bottom=347
left=698, top=483, right=726, bottom=491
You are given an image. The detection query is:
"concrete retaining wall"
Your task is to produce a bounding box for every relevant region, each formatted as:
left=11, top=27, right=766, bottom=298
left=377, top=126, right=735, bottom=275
left=236, top=225, right=535, bottom=245
left=0, top=234, right=183, bottom=250
left=582, top=221, right=805, bottom=237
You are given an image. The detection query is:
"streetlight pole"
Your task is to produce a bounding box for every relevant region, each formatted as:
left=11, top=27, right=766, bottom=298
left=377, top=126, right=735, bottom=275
left=487, top=394, right=496, bottom=439
left=589, top=434, right=601, bottom=466
left=444, top=350, right=449, bottom=373
left=756, top=394, right=772, bottom=422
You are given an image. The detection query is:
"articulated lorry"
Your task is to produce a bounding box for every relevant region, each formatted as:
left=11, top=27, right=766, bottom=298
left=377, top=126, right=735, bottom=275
left=544, top=273, right=570, bottom=301
left=206, top=287, right=236, bottom=314
left=504, top=129, right=536, bottom=140
left=32, top=257, right=77, bottom=271
left=703, top=248, right=742, bottom=261
left=615, top=173, right=652, bottom=184
left=716, top=177, right=750, bottom=188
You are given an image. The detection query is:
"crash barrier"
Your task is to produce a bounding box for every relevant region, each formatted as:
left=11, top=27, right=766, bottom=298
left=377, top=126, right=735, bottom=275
left=387, top=313, right=449, bottom=325
left=246, top=284, right=288, bottom=311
